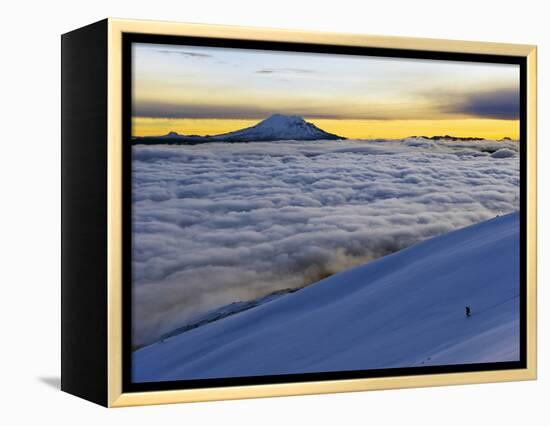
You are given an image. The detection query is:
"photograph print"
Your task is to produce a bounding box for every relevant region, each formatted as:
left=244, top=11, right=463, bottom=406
left=127, top=38, right=523, bottom=386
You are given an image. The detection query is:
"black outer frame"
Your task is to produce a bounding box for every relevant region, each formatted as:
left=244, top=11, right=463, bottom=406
left=121, top=34, right=528, bottom=394
left=61, top=19, right=109, bottom=406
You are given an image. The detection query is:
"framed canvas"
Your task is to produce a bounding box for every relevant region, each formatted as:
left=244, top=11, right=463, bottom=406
left=61, top=18, right=537, bottom=407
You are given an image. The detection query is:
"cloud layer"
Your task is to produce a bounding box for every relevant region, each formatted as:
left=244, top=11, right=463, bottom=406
left=132, top=138, right=520, bottom=347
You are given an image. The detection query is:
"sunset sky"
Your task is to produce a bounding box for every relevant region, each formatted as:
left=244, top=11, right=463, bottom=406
left=132, top=43, right=520, bottom=139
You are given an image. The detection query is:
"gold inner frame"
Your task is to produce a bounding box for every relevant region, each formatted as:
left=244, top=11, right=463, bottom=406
left=106, top=18, right=537, bottom=407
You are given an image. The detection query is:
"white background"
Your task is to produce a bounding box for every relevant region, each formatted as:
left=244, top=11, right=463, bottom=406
left=0, top=0, right=546, bottom=424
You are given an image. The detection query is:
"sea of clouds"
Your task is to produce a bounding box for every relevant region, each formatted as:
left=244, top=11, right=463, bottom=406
left=132, top=138, right=520, bottom=347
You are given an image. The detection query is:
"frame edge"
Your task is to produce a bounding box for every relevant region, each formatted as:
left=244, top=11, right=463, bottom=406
left=106, top=18, right=538, bottom=407
left=62, top=18, right=110, bottom=407
left=525, top=45, right=537, bottom=380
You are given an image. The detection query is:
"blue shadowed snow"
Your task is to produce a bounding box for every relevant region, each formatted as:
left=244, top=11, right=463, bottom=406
left=133, top=212, right=520, bottom=382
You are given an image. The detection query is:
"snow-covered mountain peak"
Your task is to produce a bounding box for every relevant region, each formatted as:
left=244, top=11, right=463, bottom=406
left=260, top=114, right=309, bottom=127
left=134, top=114, right=346, bottom=143
left=214, top=114, right=345, bottom=142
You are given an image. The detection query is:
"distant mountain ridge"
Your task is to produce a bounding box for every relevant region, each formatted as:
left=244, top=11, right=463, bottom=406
left=410, top=135, right=486, bottom=141
left=133, top=114, right=346, bottom=144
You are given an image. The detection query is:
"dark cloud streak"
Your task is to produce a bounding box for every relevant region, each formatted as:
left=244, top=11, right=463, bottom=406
left=256, top=68, right=316, bottom=74
left=134, top=88, right=520, bottom=121
left=133, top=102, right=278, bottom=120
left=443, top=88, right=520, bottom=120
left=156, top=49, right=213, bottom=58
left=133, top=102, right=417, bottom=121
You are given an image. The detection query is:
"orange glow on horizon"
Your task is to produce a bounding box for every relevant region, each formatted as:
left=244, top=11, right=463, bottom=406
left=132, top=117, right=520, bottom=141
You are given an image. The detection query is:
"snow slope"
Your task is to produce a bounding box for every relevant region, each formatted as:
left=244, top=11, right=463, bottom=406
left=133, top=212, right=520, bottom=382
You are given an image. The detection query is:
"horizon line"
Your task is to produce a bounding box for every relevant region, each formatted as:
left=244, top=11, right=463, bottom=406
left=131, top=115, right=520, bottom=141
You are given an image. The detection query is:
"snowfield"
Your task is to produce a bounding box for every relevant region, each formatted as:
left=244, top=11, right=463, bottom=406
left=133, top=212, right=520, bottom=382
left=132, top=138, right=519, bottom=347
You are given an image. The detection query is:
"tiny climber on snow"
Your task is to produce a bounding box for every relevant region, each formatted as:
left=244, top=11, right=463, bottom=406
left=465, top=306, right=472, bottom=317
